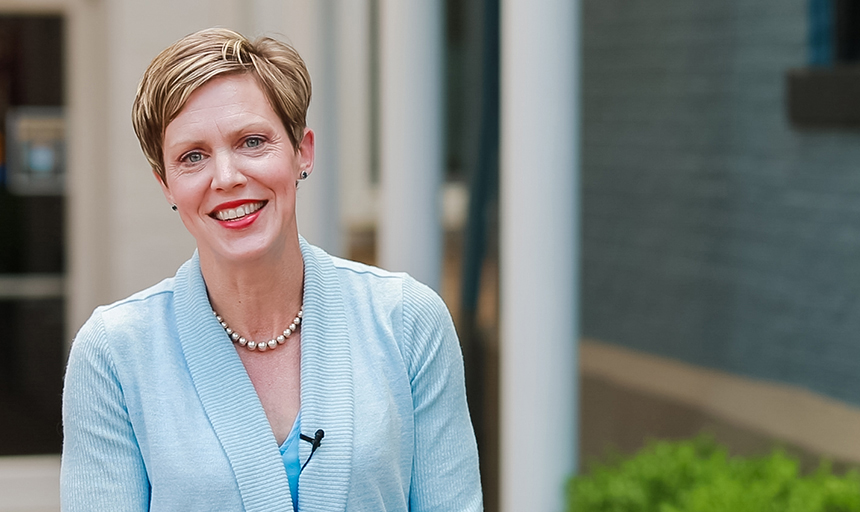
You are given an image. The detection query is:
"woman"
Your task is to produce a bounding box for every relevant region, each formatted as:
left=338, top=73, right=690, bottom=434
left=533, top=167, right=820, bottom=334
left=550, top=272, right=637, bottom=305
left=61, top=28, right=482, bottom=512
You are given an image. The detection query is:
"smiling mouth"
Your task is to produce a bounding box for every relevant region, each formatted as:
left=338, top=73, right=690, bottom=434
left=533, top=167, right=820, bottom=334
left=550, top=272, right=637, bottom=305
left=211, top=201, right=266, bottom=221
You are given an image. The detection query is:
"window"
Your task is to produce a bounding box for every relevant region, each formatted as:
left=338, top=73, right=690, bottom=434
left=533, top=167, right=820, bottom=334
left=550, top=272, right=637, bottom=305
left=788, top=0, right=860, bottom=128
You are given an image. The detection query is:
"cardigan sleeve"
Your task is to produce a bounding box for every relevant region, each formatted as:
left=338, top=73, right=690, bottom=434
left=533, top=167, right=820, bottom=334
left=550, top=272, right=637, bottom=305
left=402, top=277, right=483, bottom=512
left=61, top=310, right=151, bottom=512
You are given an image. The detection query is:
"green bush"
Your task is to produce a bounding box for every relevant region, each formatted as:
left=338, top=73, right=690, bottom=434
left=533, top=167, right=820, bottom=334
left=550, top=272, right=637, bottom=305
left=567, top=436, right=860, bottom=512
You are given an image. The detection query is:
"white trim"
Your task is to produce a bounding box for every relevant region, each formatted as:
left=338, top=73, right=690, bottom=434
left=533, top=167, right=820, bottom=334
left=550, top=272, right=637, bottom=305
left=0, top=455, right=60, bottom=512
left=581, top=339, right=860, bottom=463
left=0, top=275, right=64, bottom=300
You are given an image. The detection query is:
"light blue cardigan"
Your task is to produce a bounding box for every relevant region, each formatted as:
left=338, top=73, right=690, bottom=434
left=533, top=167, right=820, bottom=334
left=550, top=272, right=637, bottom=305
left=61, top=239, right=483, bottom=511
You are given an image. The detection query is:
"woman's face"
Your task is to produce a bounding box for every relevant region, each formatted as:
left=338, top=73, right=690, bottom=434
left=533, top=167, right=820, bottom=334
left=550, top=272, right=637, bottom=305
left=160, top=74, right=314, bottom=265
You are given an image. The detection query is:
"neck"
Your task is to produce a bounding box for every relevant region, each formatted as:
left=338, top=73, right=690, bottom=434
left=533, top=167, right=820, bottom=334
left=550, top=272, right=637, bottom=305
left=199, top=237, right=304, bottom=342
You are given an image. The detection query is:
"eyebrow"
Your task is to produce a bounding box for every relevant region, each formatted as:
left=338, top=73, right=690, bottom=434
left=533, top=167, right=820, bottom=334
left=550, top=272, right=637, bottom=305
left=165, top=119, right=278, bottom=153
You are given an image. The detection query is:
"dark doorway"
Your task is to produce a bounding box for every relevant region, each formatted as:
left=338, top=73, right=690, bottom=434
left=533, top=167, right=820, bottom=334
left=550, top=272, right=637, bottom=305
left=0, top=15, right=65, bottom=455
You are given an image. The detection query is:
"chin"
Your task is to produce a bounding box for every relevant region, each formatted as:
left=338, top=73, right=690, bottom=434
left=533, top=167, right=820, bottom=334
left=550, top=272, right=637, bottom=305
left=225, top=235, right=293, bottom=262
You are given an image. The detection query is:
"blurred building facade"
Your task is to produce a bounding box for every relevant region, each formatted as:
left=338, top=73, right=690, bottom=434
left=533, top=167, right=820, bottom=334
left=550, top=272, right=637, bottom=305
left=3, top=0, right=860, bottom=510
left=579, top=0, right=860, bottom=469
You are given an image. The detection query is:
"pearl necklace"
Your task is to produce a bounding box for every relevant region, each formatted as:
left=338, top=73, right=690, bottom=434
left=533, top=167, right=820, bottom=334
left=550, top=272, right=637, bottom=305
left=213, top=308, right=303, bottom=352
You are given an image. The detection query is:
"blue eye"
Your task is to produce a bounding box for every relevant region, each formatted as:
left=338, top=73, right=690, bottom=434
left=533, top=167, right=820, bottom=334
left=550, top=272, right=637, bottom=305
left=245, top=137, right=263, bottom=148
left=184, top=152, right=203, bottom=163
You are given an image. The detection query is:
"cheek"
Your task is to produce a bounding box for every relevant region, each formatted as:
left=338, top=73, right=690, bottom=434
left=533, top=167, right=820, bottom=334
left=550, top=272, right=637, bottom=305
left=246, top=159, right=299, bottom=189
left=244, top=152, right=296, bottom=175
left=170, top=178, right=209, bottom=209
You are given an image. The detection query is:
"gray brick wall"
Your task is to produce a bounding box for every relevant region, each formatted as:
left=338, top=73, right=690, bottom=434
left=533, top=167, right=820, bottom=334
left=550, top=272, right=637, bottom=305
left=582, top=0, right=860, bottom=406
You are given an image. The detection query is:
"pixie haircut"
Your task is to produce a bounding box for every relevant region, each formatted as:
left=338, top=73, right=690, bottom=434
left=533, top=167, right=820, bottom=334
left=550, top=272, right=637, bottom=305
left=132, top=28, right=312, bottom=183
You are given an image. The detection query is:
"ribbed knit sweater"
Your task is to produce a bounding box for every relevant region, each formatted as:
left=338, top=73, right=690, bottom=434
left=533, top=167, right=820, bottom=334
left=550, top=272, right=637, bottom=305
left=61, top=239, right=483, bottom=511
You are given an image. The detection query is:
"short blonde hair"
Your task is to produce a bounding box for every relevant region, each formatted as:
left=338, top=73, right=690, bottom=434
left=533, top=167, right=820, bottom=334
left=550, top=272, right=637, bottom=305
left=132, top=28, right=312, bottom=183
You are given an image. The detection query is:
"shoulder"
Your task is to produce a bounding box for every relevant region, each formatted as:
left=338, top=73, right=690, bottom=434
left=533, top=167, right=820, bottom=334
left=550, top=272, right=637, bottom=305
left=329, top=255, right=406, bottom=306
left=100, top=276, right=176, bottom=314
left=328, top=255, right=454, bottom=370
left=70, top=277, right=177, bottom=364
left=329, top=255, right=448, bottom=321
left=65, top=279, right=176, bottom=407
left=87, top=277, right=176, bottom=337
left=330, top=255, right=403, bottom=281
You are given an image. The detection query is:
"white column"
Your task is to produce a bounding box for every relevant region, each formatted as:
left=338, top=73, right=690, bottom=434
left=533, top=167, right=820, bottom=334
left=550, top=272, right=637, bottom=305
left=67, top=0, right=111, bottom=337
left=378, top=0, right=443, bottom=291
left=499, top=0, right=580, bottom=511
left=279, top=0, right=344, bottom=256
left=334, top=0, right=375, bottom=233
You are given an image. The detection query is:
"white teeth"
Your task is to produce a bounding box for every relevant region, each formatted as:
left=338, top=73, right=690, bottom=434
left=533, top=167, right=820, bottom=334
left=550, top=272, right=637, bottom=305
left=214, top=202, right=263, bottom=221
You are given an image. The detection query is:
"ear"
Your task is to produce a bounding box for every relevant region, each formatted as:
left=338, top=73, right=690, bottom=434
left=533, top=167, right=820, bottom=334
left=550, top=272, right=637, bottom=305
left=154, top=169, right=174, bottom=206
left=297, top=127, right=315, bottom=180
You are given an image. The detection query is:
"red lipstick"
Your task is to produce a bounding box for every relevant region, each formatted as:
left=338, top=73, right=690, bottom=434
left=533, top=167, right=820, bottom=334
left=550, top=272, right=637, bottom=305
left=210, top=199, right=266, bottom=229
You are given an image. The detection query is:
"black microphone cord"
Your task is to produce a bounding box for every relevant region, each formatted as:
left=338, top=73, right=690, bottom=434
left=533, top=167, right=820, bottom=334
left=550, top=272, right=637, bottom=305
left=299, top=429, right=325, bottom=471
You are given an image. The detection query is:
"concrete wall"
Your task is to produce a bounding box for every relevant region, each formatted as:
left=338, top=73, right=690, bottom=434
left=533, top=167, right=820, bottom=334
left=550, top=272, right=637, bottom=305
left=581, top=0, right=860, bottom=408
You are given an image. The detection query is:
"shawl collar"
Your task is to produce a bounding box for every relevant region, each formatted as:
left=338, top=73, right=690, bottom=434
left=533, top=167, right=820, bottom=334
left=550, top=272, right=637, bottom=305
left=174, top=253, right=293, bottom=511
left=296, top=238, right=354, bottom=512
left=174, top=238, right=354, bottom=512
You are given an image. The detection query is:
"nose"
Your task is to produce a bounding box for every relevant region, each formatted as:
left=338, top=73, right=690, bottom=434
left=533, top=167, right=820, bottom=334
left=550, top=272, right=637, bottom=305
left=211, top=151, right=247, bottom=190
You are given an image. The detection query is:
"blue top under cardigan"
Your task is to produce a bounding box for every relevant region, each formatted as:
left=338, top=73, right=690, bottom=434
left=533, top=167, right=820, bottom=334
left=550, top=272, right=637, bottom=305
left=280, top=413, right=301, bottom=512
left=61, top=238, right=483, bottom=512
